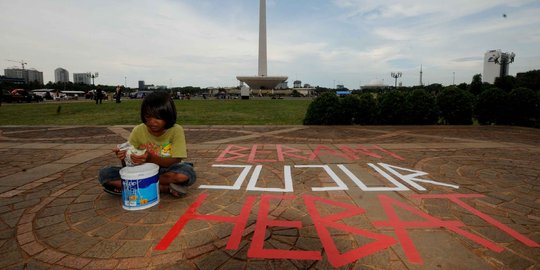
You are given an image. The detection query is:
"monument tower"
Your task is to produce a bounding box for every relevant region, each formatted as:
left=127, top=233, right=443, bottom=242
left=237, top=0, right=287, bottom=95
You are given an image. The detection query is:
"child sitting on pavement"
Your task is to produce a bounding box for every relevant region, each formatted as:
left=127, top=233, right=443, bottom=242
left=98, top=92, right=196, bottom=197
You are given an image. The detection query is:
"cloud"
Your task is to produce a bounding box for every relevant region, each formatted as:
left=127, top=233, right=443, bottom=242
left=1, top=0, right=539, bottom=88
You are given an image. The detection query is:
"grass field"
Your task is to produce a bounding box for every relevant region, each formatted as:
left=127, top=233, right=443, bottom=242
left=0, top=98, right=312, bottom=125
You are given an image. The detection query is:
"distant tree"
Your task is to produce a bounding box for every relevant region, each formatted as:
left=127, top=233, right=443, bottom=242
left=354, top=93, right=378, bottom=125
left=494, top=75, right=516, bottom=92
left=404, top=89, right=438, bottom=124
left=437, top=86, right=474, bottom=125
left=303, top=92, right=342, bottom=125
left=515, top=70, right=540, bottom=91
left=338, top=95, right=361, bottom=125
left=457, top=83, right=468, bottom=90
left=475, top=88, right=508, bottom=125
left=290, top=89, right=303, bottom=97
left=506, top=87, right=539, bottom=126
left=470, top=74, right=483, bottom=96
left=425, top=83, right=444, bottom=95
left=377, top=91, right=407, bottom=124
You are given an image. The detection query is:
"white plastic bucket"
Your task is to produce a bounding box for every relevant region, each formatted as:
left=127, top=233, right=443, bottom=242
left=120, top=163, right=160, bottom=210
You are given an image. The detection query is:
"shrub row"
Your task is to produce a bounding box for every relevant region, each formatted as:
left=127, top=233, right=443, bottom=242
left=303, top=88, right=540, bottom=127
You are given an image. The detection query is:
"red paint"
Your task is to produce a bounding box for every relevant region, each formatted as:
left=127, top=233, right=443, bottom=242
left=215, top=145, right=250, bottom=162
left=372, top=144, right=405, bottom=160
left=247, top=144, right=277, bottom=163
left=338, top=144, right=384, bottom=159
left=373, top=194, right=504, bottom=264
left=154, top=193, right=256, bottom=251
left=247, top=195, right=322, bottom=260
left=276, top=144, right=310, bottom=161
left=303, top=195, right=397, bottom=267
left=308, top=145, right=354, bottom=161
left=156, top=193, right=539, bottom=266
left=414, top=194, right=540, bottom=247
left=215, top=144, right=404, bottom=163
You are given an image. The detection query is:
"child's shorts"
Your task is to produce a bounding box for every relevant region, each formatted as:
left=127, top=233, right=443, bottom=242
left=98, top=162, right=196, bottom=186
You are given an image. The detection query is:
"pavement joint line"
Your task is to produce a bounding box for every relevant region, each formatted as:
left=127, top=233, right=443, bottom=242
left=201, top=126, right=308, bottom=144
left=0, top=149, right=110, bottom=195
left=108, top=126, right=131, bottom=140
left=1, top=126, right=77, bottom=135
left=6, top=174, right=63, bottom=197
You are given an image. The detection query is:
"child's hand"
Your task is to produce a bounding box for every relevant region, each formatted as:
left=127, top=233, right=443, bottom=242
left=130, top=151, right=149, bottom=165
left=113, top=147, right=127, bottom=161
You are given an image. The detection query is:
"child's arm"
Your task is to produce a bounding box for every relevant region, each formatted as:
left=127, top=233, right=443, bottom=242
left=130, top=151, right=181, bottom=167
left=113, top=146, right=127, bottom=162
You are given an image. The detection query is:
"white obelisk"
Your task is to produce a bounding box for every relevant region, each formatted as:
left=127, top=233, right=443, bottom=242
left=258, top=0, right=267, bottom=77
left=236, top=0, right=287, bottom=93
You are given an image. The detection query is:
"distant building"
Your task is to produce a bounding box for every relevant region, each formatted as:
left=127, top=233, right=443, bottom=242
left=55, top=68, right=70, bottom=83
left=27, top=69, right=43, bottom=84
left=73, top=73, right=91, bottom=85
left=0, top=76, right=25, bottom=85
left=361, top=79, right=389, bottom=90
left=139, top=80, right=145, bottom=90
left=483, top=49, right=515, bottom=84
left=293, top=80, right=302, bottom=88
left=4, top=68, right=43, bottom=84
left=276, top=81, right=288, bottom=89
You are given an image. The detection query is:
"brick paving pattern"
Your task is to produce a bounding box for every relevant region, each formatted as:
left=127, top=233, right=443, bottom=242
left=0, top=125, right=538, bottom=269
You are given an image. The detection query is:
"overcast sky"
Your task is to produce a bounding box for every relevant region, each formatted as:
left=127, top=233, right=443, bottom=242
left=1, top=0, right=539, bottom=89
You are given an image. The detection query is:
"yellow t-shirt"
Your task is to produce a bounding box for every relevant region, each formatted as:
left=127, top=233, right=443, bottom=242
left=128, top=123, right=187, bottom=159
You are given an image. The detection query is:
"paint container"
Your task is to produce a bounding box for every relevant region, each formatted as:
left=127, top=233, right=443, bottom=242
left=120, top=163, right=160, bottom=210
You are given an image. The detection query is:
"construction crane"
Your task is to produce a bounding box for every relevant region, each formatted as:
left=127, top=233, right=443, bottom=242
left=6, top=59, right=27, bottom=69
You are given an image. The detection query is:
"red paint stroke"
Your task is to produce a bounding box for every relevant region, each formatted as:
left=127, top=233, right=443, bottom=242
left=247, top=144, right=277, bottom=163
left=215, top=145, right=250, bottom=162
left=338, top=145, right=384, bottom=159
left=303, top=195, right=397, bottom=267
left=155, top=193, right=255, bottom=251
left=216, top=144, right=403, bottom=163
left=373, top=194, right=504, bottom=265
left=309, top=145, right=354, bottom=161
left=247, top=194, right=322, bottom=260
left=414, top=194, right=540, bottom=247
left=372, top=144, right=405, bottom=160
left=276, top=144, right=310, bottom=161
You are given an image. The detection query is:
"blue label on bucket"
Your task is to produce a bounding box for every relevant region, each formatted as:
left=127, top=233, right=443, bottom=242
left=122, top=174, right=159, bottom=210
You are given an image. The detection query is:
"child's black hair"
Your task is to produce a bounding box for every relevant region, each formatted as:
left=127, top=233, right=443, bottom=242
left=140, top=92, right=177, bottom=129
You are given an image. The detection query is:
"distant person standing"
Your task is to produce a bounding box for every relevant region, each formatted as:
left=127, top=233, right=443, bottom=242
left=96, top=87, right=103, bottom=104
left=115, top=85, right=122, bottom=103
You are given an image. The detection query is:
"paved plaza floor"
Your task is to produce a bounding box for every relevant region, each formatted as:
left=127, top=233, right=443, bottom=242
left=0, top=125, right=539, bottom=269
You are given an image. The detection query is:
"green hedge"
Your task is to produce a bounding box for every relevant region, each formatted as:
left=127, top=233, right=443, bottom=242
left=475, top=88, right=508, bottom=125
left=303, top=87, right=538, bottom=127
left=437, top=87, right=474, bottom=125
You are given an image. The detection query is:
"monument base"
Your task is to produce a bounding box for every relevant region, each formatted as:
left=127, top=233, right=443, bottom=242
left=236, top=75, right=288, bottom=90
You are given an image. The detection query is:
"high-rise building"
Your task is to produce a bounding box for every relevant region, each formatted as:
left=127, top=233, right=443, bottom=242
left=4, top=68, right=43, bottom=84
left=55, top=68, right=70, bottom=83
left=483, top=49, right=515, bottom=84
left=73, top=73, right=91, bottom=85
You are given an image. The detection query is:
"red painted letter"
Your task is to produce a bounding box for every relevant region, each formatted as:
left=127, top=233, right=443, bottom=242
left=248, top=195, right=321, bottom=260
left=303, top=195, right=397, bottom=267
left=414, top=194, right=540, bottom=247
left=373, top=194, right=504, bottom=264
left=155, top=193, right=255, bottom=250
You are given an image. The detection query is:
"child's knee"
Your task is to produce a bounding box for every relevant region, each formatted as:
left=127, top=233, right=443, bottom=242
left=98, top=166, right=121, bottom=185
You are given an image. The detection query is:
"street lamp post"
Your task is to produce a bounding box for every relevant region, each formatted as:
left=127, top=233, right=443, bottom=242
left=493, top=51, right=515, bottom=78
left=89, top=72, right=99, bottom=86
left=391, top=72, right=402, bottom=88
